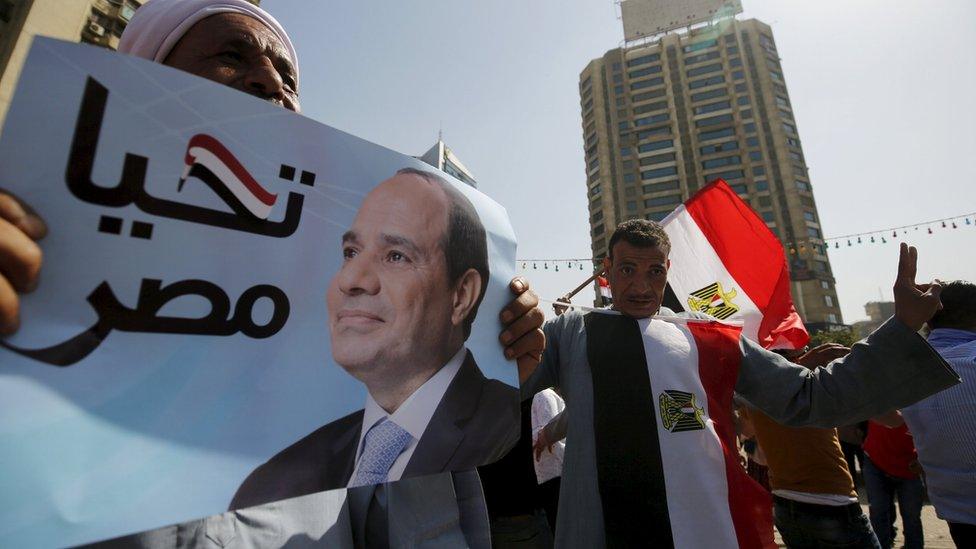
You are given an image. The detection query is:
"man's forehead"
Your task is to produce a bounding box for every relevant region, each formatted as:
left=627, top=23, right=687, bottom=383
left=613, top=244, right=668, bottom=262
left=202, top=13, right=295, bottom=72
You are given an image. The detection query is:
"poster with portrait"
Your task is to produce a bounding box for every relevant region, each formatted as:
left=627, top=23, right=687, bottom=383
left=0, top=38, right=520, bottom=547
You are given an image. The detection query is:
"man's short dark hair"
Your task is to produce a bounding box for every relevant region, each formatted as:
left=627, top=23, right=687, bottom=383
left=607, top=219, right=671, bottom=259
left=929, top=280, right=976, bottom=330
left=396, top=168, right=489, bottom=339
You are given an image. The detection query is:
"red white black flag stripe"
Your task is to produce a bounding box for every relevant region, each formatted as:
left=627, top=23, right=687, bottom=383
left=181, top=134, right=277, bottom=219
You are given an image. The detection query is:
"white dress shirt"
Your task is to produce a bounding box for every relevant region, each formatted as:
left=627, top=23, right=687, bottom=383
left=348, top=347, right=467, bottom=486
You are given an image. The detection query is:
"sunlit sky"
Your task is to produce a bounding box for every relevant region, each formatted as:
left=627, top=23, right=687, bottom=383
left=264, top=0, right=976, bottom=323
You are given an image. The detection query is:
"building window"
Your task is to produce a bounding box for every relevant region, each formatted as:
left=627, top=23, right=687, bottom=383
left=752, top=166, right=765, bottom=176
left=748, top=151, right=762, bottom=162
left=828, top=313, right=838, bottom=324
left=591, top=210, right=604, bottom=222
left=627, top=200, right=638, bottom=211
left=688, top=75, right=725, bottom=89
left=640, top=153, right=676, bottom=166
left=700, top=141, right=738, bottom=155
left=645, top=194, right=683, bottom=207
left=729, top=58, right=742, bottom=67
left=691, top=88, right=727, bottom=102
left=614, top=85, right=623, bottom=95
left=622, top=160, right=634, bottom=169
left=741, top=109, right=753, bottom=119
left=755, top=180, right=769, bottom=191
left=630, top=77, right=664, bottom=90
left=615, top=97, right=625, bottom=107
left=635, top=113, right=670, bottom=126
left=632, top=89, right=667, bottom=102
left=643, top=180, right=680, bottom=194
left=589, top=185, right=602, bottom=196
left=634, top=101, right=668, bottom=114
left=642, top=166, right=679, bottom=180
left=623, top=173, right=636, bottom=183
left=746, top=136, right=759, bottom=147
left=790, top=151, right=804, bottom=163
left=629, top=65, right=663, bottom=78
left=821, top=281, right=830, bottom=290
left=734, top=82, right=747, bottom=93
left=737, top=96, right=750, bottom=106
left=618, top=121, right=629, bottom=130
left=783, top=122, right=797, bottom=134
left=612, top=62, right=622, bottom=71
left=758, top=195, right=772, bottom=207
left=761, top=211, right=774, bottom=222
left=593, top=224, right=605, bottom=236
left=730, top=184, right=747, bottom=194
left=637, top=127, right=671, bottom=140
left=685, top=51, right=721, bottom=65
left=701, top=155, right=741, bottom=169
left=803, top=210, right=816, bottom=222
left=620, top=147, right=631, bottom=156
left=744, top=122, right=756, bottom=133
left=693, top=101, right=731, bottom=115
left=732, top=70, right=745, bottom=80
left=683, top=39, right=717, bottom=53
left=807, top=227, right=822, bottom=239
left=706, top=169, right=745, bottom=182
left=775, top=96, right=790, bottom=109
left=627, top=53, right=661, bottom=67
left=686, top=63, right=723, bottom=78
left=695, top=114, right=733, bottom=128
left=796, top=180, right=810, bottom=192
left=613, top=73, right=622, bottom=83
left=639, top=139, right=674, bottom=153
left=698, top=127, right=736, bottom=142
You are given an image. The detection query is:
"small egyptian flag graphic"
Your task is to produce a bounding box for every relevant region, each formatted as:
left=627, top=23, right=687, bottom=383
left=181, top=134, right=277, bottom=219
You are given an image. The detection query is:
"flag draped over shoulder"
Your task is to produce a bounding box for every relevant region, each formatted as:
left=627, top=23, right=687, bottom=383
left=661, top=179, right=809, bottom=350
left=586, top=312, right=776, bottom=548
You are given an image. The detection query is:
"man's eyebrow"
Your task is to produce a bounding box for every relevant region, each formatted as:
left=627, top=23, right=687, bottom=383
left=341, top=231, right=358, bottom=244
left=223, top=35, right=296, bottom=82
left=380, top=233, right=424, bottom=257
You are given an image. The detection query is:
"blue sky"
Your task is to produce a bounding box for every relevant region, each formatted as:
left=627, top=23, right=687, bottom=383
left=263, top=0, right=976, bottom=323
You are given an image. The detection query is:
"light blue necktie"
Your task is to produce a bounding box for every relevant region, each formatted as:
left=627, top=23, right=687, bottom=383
left=350, top=418, right=413, bottom=487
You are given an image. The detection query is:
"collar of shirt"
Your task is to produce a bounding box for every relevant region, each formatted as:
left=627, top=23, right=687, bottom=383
left=352, top=346, right=467, bottom=481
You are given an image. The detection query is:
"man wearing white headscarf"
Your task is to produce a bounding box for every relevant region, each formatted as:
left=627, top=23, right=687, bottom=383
left=1, top=0, right=547, bottom=546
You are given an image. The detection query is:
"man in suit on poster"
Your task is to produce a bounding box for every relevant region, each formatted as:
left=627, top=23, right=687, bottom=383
left=231, top=168, right=520, bottom=509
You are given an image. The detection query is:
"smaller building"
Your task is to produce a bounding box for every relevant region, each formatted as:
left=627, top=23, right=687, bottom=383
left=417, top=138, right=478, bottom=188
left=851, top=300, right=895, bottom=338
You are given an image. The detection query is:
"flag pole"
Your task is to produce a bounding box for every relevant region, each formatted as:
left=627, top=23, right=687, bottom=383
left=553, top=268, right=606, bottom=315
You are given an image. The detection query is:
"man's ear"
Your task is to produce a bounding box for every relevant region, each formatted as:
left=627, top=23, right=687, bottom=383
left=666, top=258, right=671, bottom=270
left=602, top=256, right=612, bottom=272
left=452, top=268, right=483, bottom=327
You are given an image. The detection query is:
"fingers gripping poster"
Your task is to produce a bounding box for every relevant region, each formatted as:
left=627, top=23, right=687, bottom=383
left=0, top=38, right=519, bottom=547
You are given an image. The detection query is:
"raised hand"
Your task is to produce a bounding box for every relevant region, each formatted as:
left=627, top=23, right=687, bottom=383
left=893, top=243, right=942, bottom=331
left=0, top=190, right=47, bottom=335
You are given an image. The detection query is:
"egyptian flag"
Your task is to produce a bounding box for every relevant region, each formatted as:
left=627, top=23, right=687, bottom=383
left=181, top=134, right=278, bottom=219
left=661, top=179, right=808, bottom=350
left=597, top=275, right=613, bottom=306
left=586, top=312, right=775, bottom=548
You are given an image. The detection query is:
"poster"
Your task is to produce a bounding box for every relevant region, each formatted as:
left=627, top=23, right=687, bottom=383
left=0, top=38, right=519, bottom=547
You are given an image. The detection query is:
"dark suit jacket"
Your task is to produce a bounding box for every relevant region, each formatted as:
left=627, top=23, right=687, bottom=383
left=230, top=351, right=519, bottom=510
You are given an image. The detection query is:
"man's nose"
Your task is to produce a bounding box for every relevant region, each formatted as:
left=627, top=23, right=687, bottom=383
left=337, top=255, right=380, bottom=296
left=242, top=57, right=286, bottom=104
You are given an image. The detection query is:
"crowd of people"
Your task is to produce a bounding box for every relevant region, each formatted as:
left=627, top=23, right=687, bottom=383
left=0, top=1, right=972, bottom=548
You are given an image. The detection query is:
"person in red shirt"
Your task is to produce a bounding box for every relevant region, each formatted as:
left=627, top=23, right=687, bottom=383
left=862, top=413, right=924, bottom=549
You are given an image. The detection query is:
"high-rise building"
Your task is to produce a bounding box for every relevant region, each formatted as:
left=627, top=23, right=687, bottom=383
left=579, top=17, right=843, bottom=329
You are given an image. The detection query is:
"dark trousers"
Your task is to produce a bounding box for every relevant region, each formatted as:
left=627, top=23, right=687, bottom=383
left=773, top=495, right=881, bottom=549
left=948, top=521, right=976, bottom=548
left=537, top=477, right=561, bottom=533
left=863, top=456, right=924, bottom=549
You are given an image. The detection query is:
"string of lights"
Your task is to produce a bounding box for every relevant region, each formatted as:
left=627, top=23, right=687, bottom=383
left=516, top=211, right=975, bottom=270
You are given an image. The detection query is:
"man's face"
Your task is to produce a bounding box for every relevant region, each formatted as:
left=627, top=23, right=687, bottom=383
left=326, top=175, right=458, bottom=384
left=163, top=13, right=300, bottom=112
left=603, top=241, right=670, bottom=319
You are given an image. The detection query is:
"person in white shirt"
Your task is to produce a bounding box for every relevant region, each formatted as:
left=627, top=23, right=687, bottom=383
left=532, top=388, right=566, bottom=531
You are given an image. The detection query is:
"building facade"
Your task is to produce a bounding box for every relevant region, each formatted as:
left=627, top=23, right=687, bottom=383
left=579, top=18, right=843, bottom=327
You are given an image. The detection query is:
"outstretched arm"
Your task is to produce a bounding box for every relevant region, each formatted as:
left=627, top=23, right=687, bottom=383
left=737, top=244, right=957, bottom=428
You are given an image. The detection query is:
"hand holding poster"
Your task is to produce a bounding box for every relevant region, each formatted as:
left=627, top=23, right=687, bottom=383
left=0, top=38, right=519, bottom=547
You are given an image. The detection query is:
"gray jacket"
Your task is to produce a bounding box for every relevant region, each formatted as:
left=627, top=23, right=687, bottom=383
left=522, top=309, right=959, bottom=548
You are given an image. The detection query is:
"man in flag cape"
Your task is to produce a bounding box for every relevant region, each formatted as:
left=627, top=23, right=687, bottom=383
left=520, top=219, right=958, bottom=548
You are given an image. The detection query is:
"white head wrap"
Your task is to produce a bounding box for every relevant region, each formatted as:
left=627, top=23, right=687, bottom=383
left=118, top=0, right=298, bottom=84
